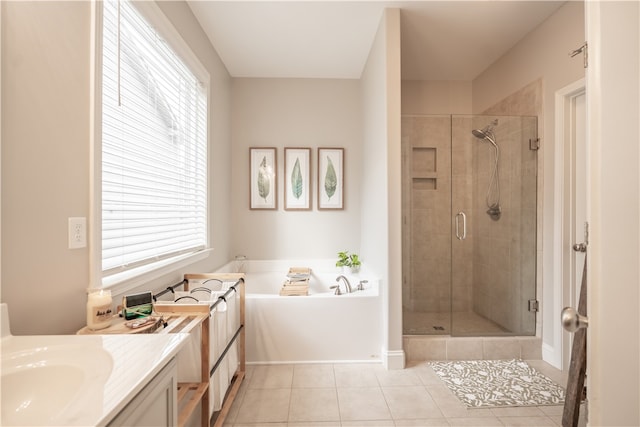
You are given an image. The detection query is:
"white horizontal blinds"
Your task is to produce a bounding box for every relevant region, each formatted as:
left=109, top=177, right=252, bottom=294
left=102, top=0, right=207, bottom=276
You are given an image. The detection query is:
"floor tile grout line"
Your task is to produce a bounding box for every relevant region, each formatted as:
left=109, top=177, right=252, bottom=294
left=231, top=362, right=570, bottom=427
left=378, top=380, right=394, bottom=421
left=285, top=384, right=293, bottom=424
left=331, top=364, right=344, bottom=425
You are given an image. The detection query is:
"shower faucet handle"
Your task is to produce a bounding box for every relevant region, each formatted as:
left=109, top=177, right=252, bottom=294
left=330, top=285, right=342, bottom=295
left=357, top=280, right=368, bottom=291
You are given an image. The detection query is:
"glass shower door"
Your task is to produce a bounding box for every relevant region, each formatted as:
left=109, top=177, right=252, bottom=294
left=450, top=115, right=538, bottom=336
left=402, top=115, right=453, bottom=335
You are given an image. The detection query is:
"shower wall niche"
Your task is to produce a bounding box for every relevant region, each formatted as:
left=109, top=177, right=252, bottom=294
left=411, top=147, right=437, bottom=190
left=402, top=114, right=538, bottom=337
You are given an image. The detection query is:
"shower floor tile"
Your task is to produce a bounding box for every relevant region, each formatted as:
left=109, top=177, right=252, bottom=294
left=403, top=310, right=510, bottom=335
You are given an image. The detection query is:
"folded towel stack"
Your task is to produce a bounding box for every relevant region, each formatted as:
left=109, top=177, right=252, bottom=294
left=279, top=267, right=311, bottom=296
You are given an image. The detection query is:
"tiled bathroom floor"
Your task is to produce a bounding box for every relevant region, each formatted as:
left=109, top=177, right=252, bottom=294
left=220, top=360, right=584, bottom=427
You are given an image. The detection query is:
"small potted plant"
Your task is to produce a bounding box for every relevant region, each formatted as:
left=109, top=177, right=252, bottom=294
left=336, top=251, right=350, bottom=272
left=349, top=253, right=361, bottom=274
left=336, top=251, right=362, bottom=273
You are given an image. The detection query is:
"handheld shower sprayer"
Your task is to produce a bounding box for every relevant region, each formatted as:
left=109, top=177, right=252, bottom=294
left=471, top=119, right=501, bottom=220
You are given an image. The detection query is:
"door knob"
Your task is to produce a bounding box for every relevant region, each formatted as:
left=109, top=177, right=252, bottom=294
left=562, top=307, right=589, bottom=332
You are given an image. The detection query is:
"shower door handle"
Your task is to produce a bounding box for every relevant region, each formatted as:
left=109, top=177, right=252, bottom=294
left=455, top=212, right=467, bottom=240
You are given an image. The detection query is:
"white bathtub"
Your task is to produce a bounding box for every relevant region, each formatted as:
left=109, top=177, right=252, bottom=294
left=219, top=259, right=382, bottom=364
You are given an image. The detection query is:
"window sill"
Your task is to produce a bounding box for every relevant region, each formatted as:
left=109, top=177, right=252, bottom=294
left=100, top=249, right=213, bottom=296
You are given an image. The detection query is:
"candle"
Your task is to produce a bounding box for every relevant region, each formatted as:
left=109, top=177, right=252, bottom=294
left=87, top=290, right=113, bottom=330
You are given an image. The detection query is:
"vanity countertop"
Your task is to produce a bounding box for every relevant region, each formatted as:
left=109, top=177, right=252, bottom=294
left=1, top=332, right=189, bottom=426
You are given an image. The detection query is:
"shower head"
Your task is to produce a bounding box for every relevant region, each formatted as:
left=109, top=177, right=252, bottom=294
left=472, top=128, right=491, bottom=139
left=472, top=119, right=501, bottom=220
left=472, top=120, right=498, bottom=146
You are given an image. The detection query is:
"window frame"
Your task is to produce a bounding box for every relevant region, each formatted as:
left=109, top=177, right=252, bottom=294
left=90, top=0, right=211, bottom=294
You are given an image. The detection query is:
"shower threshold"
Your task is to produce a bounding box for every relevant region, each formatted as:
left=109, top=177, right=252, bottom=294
left=403, top=310, right=512, bottom=336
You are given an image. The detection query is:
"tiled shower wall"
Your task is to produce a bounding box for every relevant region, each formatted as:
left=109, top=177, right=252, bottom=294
left=466, top=115, right=538, bottom=334
left=402, top=116, right=461, bottom=319
left=402, top=111, right=538, bottom=336
left=480, top=79, right=542, bottom=336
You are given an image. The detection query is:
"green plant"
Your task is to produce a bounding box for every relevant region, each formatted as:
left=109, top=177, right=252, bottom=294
left=349, top=253, right=361, bottom=267
left=336, top=251, right=350, bottom=267
left=336, top=251, right=362, bottom=269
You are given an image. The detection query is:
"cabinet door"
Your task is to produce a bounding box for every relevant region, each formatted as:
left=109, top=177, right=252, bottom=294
left=108, top=358, right=177, bottom=427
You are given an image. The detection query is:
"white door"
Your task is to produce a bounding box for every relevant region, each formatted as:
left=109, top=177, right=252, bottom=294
left=572, top=93, right=587, bottom=307
left=559, top=83, right=587, bottom=372
left=586, top=1, right=640, bottom=425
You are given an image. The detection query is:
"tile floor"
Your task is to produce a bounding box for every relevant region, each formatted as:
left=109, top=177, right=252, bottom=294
left=220, top=360, right=582, bottom=427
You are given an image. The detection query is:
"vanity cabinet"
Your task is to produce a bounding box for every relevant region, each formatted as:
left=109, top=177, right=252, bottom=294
left=108, top=357, right=177, bottom=427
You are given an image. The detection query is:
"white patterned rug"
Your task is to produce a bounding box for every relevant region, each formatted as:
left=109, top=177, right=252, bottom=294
left=429, top=359, right=566, bottom=408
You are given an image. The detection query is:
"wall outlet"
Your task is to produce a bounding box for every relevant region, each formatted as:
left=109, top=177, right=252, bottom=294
left=68, top=217, right=87, bottom=249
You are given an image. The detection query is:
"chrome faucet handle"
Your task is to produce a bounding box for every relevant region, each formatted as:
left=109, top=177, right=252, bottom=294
left=330, top=285, right=342, bottom=295
left=357, top=280, right=368, bottom=291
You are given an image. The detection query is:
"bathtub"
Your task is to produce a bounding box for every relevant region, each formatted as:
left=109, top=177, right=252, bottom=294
left=218, top=259, right=382, bottom=364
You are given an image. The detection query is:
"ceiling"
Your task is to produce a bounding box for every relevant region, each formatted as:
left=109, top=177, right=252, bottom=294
left=187, top=1, right=565, bottom=81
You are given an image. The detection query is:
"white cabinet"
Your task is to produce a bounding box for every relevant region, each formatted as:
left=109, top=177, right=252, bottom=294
left=108, top=358, right=177, bottom=427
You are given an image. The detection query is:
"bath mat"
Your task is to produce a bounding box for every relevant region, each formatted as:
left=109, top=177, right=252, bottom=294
left=429, top=359, right=565, bottom=408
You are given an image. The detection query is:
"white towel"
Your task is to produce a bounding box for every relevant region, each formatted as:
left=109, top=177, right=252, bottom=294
left=223, top=290, right=239, bottom=386
left=211, top=301, right=228, bottom=413
left=175, top=325, right=201, bottom=383
left=210, top=285, right=243, bottom=414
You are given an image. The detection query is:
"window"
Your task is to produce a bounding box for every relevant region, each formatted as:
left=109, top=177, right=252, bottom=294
left=100, top=0, right=208, bottom=281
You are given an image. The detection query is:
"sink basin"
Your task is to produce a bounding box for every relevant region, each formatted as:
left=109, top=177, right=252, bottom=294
left=0, top=303, right=189, bottom=426
left=2, top=365, right=84, bottom=425
left=1, top=341, right=113, bottom=426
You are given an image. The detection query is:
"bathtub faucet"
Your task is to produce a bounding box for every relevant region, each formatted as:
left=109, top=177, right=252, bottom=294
left=334, top=275, right=352, bottom=294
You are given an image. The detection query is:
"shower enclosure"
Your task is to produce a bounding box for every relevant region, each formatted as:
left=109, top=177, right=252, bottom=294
left=402, top=115, right=538, bottom=336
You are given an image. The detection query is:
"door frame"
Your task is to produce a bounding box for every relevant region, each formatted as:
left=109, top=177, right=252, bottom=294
left=585, top=1, right=640, bottom=424
left=548, top=78, right=586, bottom=370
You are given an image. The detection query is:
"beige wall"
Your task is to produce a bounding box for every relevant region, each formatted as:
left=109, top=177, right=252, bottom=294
left=472, top=1, right=585, bottom=355
left=1, top=1, right=231, bottom=334
left=360, top=8, right=403, bottom=368
left=230, top=78, right=362, bottom=259
left=2, top=1, right=92, bottom=335
left=472, top=2, right=585, bottom=114
left=402, top=80, right=472, bottom=115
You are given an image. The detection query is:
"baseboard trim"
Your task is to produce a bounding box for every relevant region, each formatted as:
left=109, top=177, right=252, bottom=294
left=383, top=349, right=405, bottom=370
left=542, top=342, right=562, bottom=370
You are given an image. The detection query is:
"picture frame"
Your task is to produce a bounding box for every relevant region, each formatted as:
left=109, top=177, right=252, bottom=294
left=249, top=147, right=277, bottom=210
left=317, top=147, right=344, bottom=210
left=284, top=148, right=312, bottom=210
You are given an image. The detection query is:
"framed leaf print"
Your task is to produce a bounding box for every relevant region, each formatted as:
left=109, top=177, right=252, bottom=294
left=285, top=148, right=311, bottom=210
left=318, top=148, right=344, bottom=210
left=249, top=147, right=277, bottom=210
